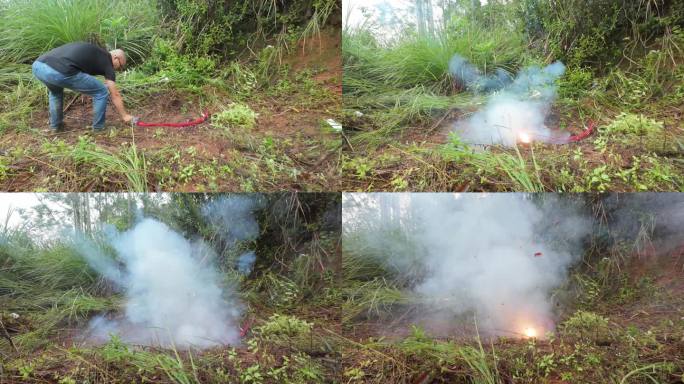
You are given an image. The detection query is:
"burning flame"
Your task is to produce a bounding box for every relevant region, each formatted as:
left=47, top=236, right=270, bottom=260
left=518, top=131, right=531, bottom=144
left=523, top=326, right=538, bottom=338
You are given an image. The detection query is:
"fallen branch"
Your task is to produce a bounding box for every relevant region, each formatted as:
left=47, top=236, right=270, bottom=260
left=62, top=94, right=81, bottom=113
left=342, top=130, right=354, bottom=151
left=0, top=318, right=18, bottom=353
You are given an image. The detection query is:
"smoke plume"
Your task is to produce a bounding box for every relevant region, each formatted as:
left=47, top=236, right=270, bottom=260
left=449, top=54, right=567, bottom=146
left=202, top=195, right=261, bottom=273
left=237, top=251, right=257, bottom=274
left=78, top=217, right=246, bottom=348
left=203, top=195, right=261, bottom=247
left=345, top=193, right=590, bottom=338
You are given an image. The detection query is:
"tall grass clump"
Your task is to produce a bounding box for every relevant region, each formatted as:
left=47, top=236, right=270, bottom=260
left=0, top=235, right=117, bottom=351
left=71, top=141, right=149, bottom=192
left=383, top=26, right=524, bottom=92
left=341, top=217, right=428, bottom=321
left=0, top=0, right=160, bottom=64
left=0, top=76, right=44, bottom=132
left=342, top=5, right=527, bottom=142
left=343, top=8, right=526, bottom=96
left=300, top=0, right=340, bottom=51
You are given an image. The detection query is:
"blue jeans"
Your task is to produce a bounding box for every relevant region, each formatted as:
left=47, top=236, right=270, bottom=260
left=32, top=61, right=109, bottom=130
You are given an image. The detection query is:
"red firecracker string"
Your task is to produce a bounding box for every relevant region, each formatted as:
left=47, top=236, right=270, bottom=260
left=135, top=112, right=210, bottom=128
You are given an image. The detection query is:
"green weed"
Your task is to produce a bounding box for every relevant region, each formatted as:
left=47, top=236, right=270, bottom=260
left=0, top=76, right=43, bottom=132
left=598, top=113, right=667, bottom=151
left=70, top=137, right=149, bottom=192
left=240, top=364, right=264, bottom=384
left=561, top=310, right=612, bottom=345
left=255, top=314, right=313, bottom=339
left=440, top=135, right=544, bottom=191
left=212, top=103, right=258, bottom=148
left=250, top=272, right=301, bottom=308
left=342, top=279, right=406, bottom=322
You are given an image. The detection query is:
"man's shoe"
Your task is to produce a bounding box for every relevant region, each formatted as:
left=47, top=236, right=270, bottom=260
left=92, top=126, right=108, bottom=134
left=49, top=124, right=65, bottom=133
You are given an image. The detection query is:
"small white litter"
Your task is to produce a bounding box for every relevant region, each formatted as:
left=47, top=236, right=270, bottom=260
left=325, top=119, right=342, bottom=132
left=354, top=111, right=364, bottom=117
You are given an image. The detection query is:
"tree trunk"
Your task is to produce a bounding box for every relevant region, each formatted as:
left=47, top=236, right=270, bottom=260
left=416, top=0, right=426, bottom=36
left=425, top=0, right=434, bottom=36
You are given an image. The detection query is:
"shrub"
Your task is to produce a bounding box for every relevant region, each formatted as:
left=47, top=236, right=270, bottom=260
left=255, top=314, right=313, bottom=338
left=598, top=113, right=669, bottom=152
left=158, top=0, right=339, bottom=59
left=559, top=67, right=593, bottom=98
left=561, top=310, right=611, bottom=344
left=516, top=0, right=683, bottom=68
left=141, top=39, right=217, bottom=90
left=213, top=103, right=257, bottom=130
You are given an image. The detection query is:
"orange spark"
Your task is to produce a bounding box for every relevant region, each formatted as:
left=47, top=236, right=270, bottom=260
left=519, top=132, right=531, bottom=144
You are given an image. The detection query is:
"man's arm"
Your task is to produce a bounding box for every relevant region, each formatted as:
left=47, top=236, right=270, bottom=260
left=104, top=80, right=133, bottom=123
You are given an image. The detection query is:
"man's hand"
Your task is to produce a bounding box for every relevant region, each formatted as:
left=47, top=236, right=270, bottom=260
left=123, top=114, right=140, bottom=127
left=104, top=80, right=131, bottom=124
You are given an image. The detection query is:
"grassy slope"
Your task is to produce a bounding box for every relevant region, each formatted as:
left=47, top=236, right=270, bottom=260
left=341, top=13, right=684, bottom=193
left=0, top=29, right=342, bottom=193
left=0, top=227, right=344, bottom=383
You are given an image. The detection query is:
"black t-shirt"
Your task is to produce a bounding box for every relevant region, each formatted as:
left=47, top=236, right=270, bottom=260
left=37, top=42, right=116, bottom=82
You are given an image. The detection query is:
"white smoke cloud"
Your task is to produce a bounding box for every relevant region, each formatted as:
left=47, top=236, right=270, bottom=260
left=345, top=193, right=591, bottom=338
left=237, top=251, right=257, bottom=274
left=203, top=195, right=261, bottom=247
left=80, top=218, right=242, bottom=348
left=202, top=195, right=262, bottom=274
left=71, top=230, right=126, bottom=286
left=450, top=55, right=568, bottom=146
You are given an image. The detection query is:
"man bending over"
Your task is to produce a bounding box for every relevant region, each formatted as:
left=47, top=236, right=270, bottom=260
left=32, top=42, right=136, bottom=132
